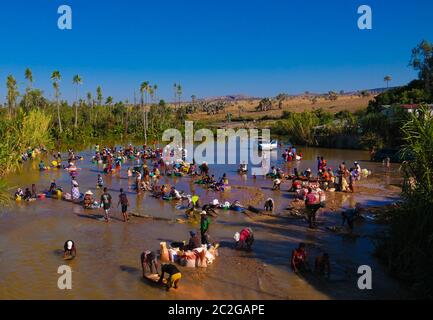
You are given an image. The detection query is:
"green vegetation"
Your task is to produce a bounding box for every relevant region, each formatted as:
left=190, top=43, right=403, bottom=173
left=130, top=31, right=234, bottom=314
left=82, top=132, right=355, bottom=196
left=376, top=105, right=433, bottom=298
left=273, top=111, right=320, bottom=145
left=0, top=71, right=193, bottom=206
left=0, top=109, right=53, bottom=205
left=0, top=109, right=52, bottom=175
left=271, top=41, right=433, bottom=150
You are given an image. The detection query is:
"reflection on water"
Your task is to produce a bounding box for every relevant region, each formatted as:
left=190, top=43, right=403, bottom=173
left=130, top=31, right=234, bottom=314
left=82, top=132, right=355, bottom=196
left=0, top=143, right=407, bottom=299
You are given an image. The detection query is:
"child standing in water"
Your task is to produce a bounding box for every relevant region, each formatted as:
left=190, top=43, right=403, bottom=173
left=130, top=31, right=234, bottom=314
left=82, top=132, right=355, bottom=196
left=97, top=174, right=104, bottom=189
left=118, top=188, right=129, bottom=222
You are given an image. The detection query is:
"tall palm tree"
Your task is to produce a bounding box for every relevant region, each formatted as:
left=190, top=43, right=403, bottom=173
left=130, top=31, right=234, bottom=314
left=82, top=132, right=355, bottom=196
left=140, top=81, right=149, bottom=143
left=124, top=99, right=130, bottom=134
left=384, top=75, right=392, bottom=89
left=149, top=86, right=155, bottom=103
left=6, top=75, right=19, bottom=118
left=86, top=92, right=93, bottom=108
left=96, top=86, right=103, bottom=107
left=176, top=84, right=182, bottom=109
left=72, top=75, right=83, bottom=128
left=24, top=68, right=33, bottom=110
left=148, top=86, right=156, bottom=135
left=173, top=83, right=177, bottom=107
left=51, top=70, right=62, bottom=133
left=153, top=84, right=158, bottom=101
left=87, top=91, right=93, bottom=124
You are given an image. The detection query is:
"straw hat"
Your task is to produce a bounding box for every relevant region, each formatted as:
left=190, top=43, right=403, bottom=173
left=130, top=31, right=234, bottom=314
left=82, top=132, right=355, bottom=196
left=85, top=190, right=93, bottom=195
left=200, top=211, right=207, bottom=215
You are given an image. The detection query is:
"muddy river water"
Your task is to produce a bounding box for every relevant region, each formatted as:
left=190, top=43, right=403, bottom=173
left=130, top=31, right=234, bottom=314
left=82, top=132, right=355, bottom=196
left=0, top=143, right=409, bottom=299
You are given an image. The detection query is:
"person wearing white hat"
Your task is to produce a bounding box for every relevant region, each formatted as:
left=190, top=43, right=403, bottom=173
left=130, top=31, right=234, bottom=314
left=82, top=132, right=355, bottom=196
left=63, top=240, right=76, bottom=259
left=83, top=190, right=95, bottom=209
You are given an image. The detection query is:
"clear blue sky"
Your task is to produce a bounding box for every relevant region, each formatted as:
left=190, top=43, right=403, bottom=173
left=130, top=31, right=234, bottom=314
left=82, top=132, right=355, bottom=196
left=1, top=0, right=433, bottom=103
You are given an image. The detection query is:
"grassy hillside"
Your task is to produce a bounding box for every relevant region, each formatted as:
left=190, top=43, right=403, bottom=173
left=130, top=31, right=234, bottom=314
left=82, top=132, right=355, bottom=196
left=186, top=94, right=373, bottom=123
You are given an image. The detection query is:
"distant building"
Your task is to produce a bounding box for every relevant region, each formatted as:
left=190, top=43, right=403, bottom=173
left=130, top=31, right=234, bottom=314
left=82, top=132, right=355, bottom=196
left=400, top=104, right=433, bottom=113
left=381, top=104, right=433, bottom=116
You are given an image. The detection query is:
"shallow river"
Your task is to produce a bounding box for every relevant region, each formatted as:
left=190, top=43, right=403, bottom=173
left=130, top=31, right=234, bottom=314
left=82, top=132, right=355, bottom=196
left=0, top=143, right=408, bottom=299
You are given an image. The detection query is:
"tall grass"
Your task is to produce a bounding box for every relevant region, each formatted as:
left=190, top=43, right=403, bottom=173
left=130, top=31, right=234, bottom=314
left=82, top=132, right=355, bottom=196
left=272, top=112, right=319, bottom=145
left=0, top=109, right=53, bottom=175
left=0, top=179, right=12, bottom=206
left=376, top=105, right=433, bottom=298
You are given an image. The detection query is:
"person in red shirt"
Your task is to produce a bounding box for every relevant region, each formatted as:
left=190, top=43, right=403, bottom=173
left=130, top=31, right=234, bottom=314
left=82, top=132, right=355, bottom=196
left=236, top=228, right=254, bottom=250
left=291, top=243, right=309, bottom=273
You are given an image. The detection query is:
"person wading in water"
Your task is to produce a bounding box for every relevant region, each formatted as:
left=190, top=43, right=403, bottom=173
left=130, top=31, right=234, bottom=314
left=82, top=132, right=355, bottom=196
left=100, top=187, right=112, bottom=222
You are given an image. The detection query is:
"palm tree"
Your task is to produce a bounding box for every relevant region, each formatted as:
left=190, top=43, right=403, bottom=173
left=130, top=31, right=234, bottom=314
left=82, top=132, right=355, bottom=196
left=72, top=75, right=83, bottom=128
left=6, top=75, right=19, bottom=118
left=173, top=83, right=177, bottom=107
left=86, top=91, right=94, bottom=124
left=86, top=92, right=93, bottom=108
left=153, top=84, right=158, bottom=101
left=24, top=68, right=33, bottom=110
left=96, top=86, right=103, bottom=107
left=51, top=70, right=62, bottom=133
left=105, top=96, right=113, bottom=109
left=140, top=81, right=149, bottom=143
left=149, top=86, right=155, bottom=103
left=176, top=84, right=182, bottom=109
left=124, top=99, right=130, bottom=134
left=384, top=75, right=392, bottom=88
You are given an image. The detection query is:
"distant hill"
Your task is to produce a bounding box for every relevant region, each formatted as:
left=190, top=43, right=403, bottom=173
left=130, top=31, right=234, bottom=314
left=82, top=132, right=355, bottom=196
left=189, top=87, right=395, bottom=103
left=201, top=94, right=260, bottom=102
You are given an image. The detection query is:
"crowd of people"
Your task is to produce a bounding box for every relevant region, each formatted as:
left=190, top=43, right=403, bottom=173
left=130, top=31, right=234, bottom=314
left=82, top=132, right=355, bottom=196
left=13, top=142, right=381, bottom=288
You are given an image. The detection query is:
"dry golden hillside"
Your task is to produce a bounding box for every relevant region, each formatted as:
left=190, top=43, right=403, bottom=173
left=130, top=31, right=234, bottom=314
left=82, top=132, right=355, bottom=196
left=186, top=95, right=374, bottom=123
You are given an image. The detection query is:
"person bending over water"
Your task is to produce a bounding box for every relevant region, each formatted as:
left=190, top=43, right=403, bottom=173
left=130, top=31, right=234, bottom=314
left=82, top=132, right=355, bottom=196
left=141, top=250, right=159, bottom=276
left=235, top=228, right=254, bottom=250
left=315, top=253, right=331, bottom=277
left=264, top=198, right=274, bottom=211
left=291, top=243, right=310, bottom=273
left=159, top=264, right=182, bottom=291
left=64, top=240, right=76, bottom=259
left=23, top=188, right=32, bottom=201
left=341, top=203, right=364, bottom=233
